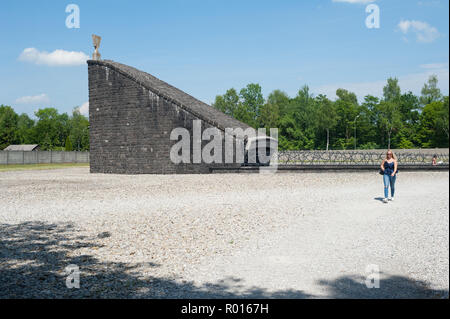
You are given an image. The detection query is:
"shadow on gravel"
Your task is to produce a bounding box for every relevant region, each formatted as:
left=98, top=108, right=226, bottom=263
left=0, top=221, right=311, bottom=298
left=0, top=222, right=447, bottom=299
left=317, top=275, right=448, bottom=299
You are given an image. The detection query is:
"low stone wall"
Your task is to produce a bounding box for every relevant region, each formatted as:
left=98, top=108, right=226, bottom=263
left=277, top=149, right=449, bottom=165
left=0, top=151, right=90, bottom=165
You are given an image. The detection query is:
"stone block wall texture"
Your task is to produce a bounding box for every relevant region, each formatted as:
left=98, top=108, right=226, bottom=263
left=87, top=60, right=250, bottom=174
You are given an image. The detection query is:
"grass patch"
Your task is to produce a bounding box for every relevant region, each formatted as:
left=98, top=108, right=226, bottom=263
left=0, top=163, right=89, bottom=172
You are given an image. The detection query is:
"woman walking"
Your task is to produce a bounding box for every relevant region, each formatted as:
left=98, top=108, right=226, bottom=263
left=380, top=150, right=398, bottom=203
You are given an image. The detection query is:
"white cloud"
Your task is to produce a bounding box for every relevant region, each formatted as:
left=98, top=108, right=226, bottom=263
left=15, top=93, right=50, bottom=105
left=18, top=48, right=89, bottom=66
left=332, top=0, right=376, bottom=4
left=420, top=62, right=449, bottom=69
left=313, top=65, right=449, bottom=101
left=417, top=1, right=441, bottom=7
left=77, top=102, right=89, bottom=115
left=398, top=20, right=440, bottom=43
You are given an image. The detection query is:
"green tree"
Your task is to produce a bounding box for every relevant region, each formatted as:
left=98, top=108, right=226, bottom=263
left=399, top=91, right=420, bottom=123
left=17, top=113, right=35, bottom=144
left=278, top=116, right=314, bottom=150
left=284, top=86, right=316, bottom=149
left=234, top=103, right=256, bottom=128
left=238, top=83, right=264, bottom=128
left=0, top=105, right=19, bottom=150
left=358, top=95, right=380, bottom=149
left=287, top=86, right=316, bottom=129
left=65, top=136, right=73, bottom=151
left=259, top=90, right=291, bottom=133
left=259, top=101, right=279, bottom=133
left=436, top=96, right=449, bottom=140
left=393, top=92, right=421, bottom=148
left=378, top=78, right=403, bottom=148
left=394, top=127, right=415, bottom=149
left=376, top=101, right=402, bottom=149
left=208, top=76, right=446, bottom=151
left=383, top=77, right=401, bottom=103
left=315, top=95, right=337, bottom=151
left=41, top=133, right=53, bottom=150
left=33, top=108, right=69, bottom=150
left=420, top=75, right=442, bottom=106
left=418, top=100, right=449, bottom=148
left=333, top=89, right=359, bottom=149
left=69, top=108, right=90, bottom=151
left=212, top=88, right=239, bottom=117
left=287, top=85, right=314, bottom=114
left=267, top=90, right=290, bottom=117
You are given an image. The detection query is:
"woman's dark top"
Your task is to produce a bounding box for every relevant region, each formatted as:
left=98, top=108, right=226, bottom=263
left=384, top=161, right=396, bottom=175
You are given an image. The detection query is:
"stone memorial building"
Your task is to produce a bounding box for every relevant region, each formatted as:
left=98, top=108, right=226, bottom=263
left=87, top=59, right=251, bottom=174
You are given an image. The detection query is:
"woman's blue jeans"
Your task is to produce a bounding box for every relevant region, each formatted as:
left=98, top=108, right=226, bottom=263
left=383, top=174, right=396, bottom=198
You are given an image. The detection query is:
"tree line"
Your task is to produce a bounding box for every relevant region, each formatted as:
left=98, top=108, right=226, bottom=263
left=0, top=107, right=89, bottom=151
left=0, top=75, right=448, bottom=152
left=212, top=75, right=449, bottom=150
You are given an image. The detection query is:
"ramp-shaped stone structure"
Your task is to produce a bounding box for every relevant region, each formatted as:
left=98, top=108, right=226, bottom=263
left=87, top=60, right=250, bottom=174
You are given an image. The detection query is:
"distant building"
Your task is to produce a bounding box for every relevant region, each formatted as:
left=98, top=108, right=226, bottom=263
left=4, top=144, right=40, bottom=151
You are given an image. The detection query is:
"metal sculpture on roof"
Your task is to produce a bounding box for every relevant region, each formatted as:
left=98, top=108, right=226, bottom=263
left=92, top=34, right=102, bottom=61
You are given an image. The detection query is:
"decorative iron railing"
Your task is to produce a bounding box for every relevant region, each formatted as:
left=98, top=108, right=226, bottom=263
left=276, top=151, right=449, bottom=166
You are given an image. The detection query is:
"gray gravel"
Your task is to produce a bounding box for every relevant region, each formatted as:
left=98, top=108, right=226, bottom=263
left=0, top=167, right=448, bottom=298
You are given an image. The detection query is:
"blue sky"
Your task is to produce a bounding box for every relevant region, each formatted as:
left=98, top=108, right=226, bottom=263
left=0, top=0, right=448, bottom=117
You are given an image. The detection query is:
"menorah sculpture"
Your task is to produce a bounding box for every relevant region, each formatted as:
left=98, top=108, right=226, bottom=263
left=92, top=34, right=102, bottom=60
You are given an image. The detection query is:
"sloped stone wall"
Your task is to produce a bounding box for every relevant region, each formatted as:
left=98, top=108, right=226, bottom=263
left=88, top=62, right=240, bottom=174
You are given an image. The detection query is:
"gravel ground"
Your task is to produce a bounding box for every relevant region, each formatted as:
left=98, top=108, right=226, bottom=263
left=0, top=167, right=448, bottom=298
